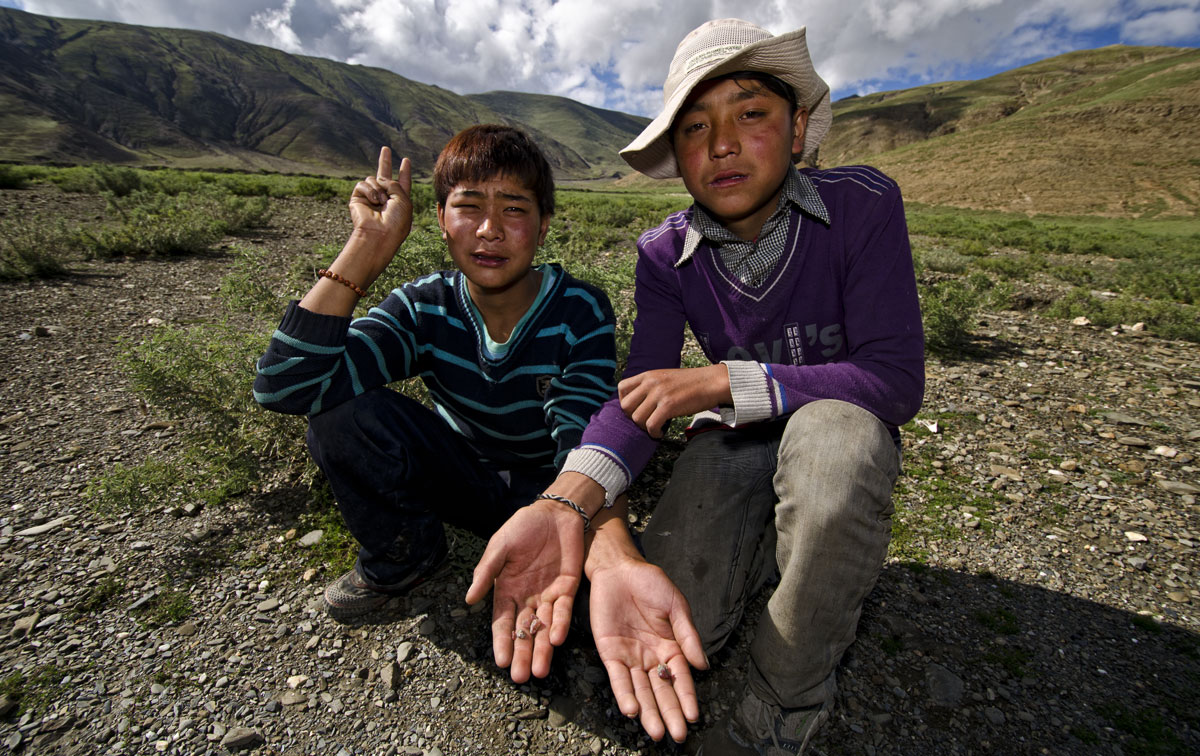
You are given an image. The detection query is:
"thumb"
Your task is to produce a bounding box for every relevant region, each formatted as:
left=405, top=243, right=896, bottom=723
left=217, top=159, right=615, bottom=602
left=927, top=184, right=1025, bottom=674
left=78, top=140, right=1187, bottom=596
left=671, top=599, right=709, bottom=670
left=465, top=540, right=504, bottom=605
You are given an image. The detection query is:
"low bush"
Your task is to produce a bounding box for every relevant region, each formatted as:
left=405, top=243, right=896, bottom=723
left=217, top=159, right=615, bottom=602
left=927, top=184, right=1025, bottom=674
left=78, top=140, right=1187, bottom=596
left=0, top=219, right=73, bottom=280
left=82, top=187, right=270, bottom=257
left=921, top=278, right=981, bottom=352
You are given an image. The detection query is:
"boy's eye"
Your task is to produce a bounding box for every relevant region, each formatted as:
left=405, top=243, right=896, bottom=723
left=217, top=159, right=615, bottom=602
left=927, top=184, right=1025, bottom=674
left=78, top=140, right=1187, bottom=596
left=740, top=109, right=765, bottom=120
left=681, top=121, right=706, bottom=135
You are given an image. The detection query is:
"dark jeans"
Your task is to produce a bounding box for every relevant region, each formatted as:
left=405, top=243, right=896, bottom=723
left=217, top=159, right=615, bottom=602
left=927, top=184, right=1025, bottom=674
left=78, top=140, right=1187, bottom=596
left=306, top=388, right=554, bottom=590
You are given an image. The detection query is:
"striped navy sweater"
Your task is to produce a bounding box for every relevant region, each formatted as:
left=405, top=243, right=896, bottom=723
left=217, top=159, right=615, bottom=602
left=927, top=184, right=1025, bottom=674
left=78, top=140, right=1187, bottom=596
left=254, top=263, right=618, bottom=471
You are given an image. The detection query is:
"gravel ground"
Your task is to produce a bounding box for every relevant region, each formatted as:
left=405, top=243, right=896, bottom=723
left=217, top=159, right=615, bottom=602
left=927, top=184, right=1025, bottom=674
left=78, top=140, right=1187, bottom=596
left=0, top=187, right=1198, bottom=755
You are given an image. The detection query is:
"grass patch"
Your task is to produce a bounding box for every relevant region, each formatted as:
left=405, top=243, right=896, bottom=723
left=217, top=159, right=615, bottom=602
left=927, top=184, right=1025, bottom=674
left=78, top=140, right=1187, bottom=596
left=974, top=607, right=1020, bottom=635
left=75, top=576, right=125, bottom=614
left=982, top=646, right=1029, bottom=677
left=1099, top=703, right=1194, bottom=756
left=132, top=586, right=193, bottom=628
left=0, top=664, right=76, bottom=716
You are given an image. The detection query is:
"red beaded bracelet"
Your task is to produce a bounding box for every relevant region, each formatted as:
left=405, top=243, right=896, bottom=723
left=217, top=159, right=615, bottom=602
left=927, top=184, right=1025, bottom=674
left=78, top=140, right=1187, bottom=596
left=317, top=268, right=367, bottom=298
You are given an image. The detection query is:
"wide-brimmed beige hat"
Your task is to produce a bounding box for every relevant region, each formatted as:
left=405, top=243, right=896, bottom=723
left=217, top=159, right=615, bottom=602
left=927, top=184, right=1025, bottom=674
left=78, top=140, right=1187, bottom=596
left=620, top=18, right=831, bottom=179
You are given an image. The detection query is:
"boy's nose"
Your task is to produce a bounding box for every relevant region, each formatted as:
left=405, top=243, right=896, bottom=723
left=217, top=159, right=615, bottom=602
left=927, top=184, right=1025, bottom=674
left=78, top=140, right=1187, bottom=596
left=709, top=119, right=740, bottom=159
left=476, top=210, right=503, bottom=240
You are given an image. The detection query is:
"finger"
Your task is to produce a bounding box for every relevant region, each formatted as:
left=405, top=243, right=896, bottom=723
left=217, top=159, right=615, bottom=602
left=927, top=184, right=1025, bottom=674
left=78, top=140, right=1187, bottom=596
left=630, top=666, right=666, bottom=741
left=529, top=606, right=554, bottom=678
left=397, top=156, right=412, bottom=196
left=377, top=146, right=393, bottom=181
left=489, top=598, right=517, bottom=670
left=665, top=657, right=700, bottom=726
left=548, top=593, right=573, bottom=647
left=649, top=671, right=688, bottom=743
left=508, top=607, right=536, bottom=684
left=645, top=406, right=669, bottom=439
left=602, top=659, right=641, bottom=719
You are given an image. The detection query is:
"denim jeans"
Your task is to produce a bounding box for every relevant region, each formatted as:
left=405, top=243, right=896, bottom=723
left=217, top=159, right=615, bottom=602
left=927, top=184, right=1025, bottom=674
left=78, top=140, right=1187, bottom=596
left=641, top=400, right=900, bottom=709
left=306, top=388, right=554, bottom=590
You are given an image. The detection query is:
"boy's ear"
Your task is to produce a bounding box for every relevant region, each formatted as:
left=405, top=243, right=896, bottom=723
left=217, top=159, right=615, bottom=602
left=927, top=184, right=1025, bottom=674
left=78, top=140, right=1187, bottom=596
left=537, top=213, right=551, bottom=246
left=436, top=204, right=448, bottom=239
left=791, top=108, right=810, bottom=157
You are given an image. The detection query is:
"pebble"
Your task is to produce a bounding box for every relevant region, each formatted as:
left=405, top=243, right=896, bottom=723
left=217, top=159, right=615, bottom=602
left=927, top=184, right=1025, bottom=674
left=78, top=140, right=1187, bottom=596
left=925, top=663, right=965, bottom=707
left=298, top=530, right=324, bottom=547
left=397, top=641, right=414, bottom=663
left=219, top=727, right=264, bottom=750
left=15, top=517, right=70, bottom=536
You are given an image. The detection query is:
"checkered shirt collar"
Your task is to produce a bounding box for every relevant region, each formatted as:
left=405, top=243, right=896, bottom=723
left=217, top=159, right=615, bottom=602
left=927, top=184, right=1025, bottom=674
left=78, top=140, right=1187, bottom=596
left=676, top=166, right=830, bottom=268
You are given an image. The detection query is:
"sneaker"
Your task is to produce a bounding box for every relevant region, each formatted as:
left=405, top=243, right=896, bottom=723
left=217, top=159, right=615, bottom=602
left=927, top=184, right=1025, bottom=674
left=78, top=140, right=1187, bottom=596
left=323, top=546, right=449, bottom=621
left=698, top=690, right=829, bottom=755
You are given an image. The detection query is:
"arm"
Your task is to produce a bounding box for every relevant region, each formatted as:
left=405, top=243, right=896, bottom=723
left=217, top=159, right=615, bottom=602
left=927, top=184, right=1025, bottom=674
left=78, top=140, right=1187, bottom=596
left=543, top=283, right=619, bottom=467
left=253, top=148, right=419, bottom=415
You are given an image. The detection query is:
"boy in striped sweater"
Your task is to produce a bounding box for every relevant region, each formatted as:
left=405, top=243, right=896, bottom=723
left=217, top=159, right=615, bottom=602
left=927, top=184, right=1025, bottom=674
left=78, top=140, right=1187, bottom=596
left=253, top=126, right=617, bottom=685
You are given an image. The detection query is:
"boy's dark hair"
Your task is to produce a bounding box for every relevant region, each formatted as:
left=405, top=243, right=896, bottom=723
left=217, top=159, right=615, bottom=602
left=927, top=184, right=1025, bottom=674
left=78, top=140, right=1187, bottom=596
left=434, top=125, right=555, bottom=217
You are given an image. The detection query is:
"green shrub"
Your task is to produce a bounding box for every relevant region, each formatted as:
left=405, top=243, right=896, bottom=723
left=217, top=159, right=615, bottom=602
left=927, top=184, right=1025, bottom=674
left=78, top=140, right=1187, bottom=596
left=921, top=278, right=981, bottom=352
left=47, top=166, right=98, bottom=193
left=1046, top=287, right=1200, bottom=342
left=82, top=187, right=270, bottom=257
left=91, top=164, right=144, bottom=197
left=0, top=219, right=73, bottom=279
left=219, top=246, right=284, bottom=316
left=0, top=164, right=44, bottom=189
left=295, top=177, right=341, bottom=201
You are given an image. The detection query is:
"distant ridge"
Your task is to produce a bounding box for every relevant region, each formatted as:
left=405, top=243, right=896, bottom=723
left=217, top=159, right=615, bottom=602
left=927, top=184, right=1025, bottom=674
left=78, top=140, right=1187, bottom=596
left=824, top=45, right=1200, bottom=216
left=0, top=7, right=645, bottom=178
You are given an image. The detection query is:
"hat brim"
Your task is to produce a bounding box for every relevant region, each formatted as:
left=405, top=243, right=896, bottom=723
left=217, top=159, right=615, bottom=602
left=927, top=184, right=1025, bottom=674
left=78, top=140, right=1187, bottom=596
left=620, top=27, right=831, bottom=180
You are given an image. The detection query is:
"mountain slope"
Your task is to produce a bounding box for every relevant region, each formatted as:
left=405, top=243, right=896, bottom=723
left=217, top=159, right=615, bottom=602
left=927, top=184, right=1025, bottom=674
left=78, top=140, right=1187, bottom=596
left=825, top=45, right=1200, bottom=216
left=0, top=7, right=636, bottom=177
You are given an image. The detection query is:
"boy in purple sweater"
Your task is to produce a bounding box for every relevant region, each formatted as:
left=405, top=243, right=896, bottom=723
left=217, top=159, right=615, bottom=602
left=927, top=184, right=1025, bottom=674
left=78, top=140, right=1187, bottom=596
left=469, top=18, right=923, bottom=752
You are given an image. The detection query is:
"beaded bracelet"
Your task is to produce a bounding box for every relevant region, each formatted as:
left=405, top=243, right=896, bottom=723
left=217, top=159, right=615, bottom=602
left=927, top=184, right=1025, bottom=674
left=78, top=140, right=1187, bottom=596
left=317, top=268, right=367, bottom=298
left=535, top=493, right=590, bottom=531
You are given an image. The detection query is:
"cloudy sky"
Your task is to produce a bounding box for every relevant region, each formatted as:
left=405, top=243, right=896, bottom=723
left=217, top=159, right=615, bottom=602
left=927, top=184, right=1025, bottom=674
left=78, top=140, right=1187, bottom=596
left=6, top=0, right=1199, bottom=115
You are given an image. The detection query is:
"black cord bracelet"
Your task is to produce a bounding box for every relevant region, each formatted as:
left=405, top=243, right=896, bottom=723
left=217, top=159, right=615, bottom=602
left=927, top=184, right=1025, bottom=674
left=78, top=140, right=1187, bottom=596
left=535, top=493, right=590, bottom=531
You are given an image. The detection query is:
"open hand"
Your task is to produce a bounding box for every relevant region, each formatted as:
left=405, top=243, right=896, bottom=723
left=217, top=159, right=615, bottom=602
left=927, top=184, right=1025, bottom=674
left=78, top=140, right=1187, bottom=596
left=465, top=501, right=585, bottom=683
left=590, top=557, right=708, bottom=742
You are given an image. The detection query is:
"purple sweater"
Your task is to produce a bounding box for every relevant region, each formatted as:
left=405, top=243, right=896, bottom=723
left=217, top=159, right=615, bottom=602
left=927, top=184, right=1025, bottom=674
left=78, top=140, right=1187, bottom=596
left=565, top=165, right=924, bottom=499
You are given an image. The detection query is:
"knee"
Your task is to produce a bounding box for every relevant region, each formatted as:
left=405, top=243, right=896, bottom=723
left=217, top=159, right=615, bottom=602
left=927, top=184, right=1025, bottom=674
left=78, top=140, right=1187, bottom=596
left=780, top=400, right=895, bottom=475
left=306, top=388, right=404, bottom=465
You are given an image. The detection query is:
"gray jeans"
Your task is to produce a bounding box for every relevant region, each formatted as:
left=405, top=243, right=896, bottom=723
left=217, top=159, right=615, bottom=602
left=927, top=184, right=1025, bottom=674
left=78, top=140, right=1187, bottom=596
left=642, top=400, right=900, bottom=709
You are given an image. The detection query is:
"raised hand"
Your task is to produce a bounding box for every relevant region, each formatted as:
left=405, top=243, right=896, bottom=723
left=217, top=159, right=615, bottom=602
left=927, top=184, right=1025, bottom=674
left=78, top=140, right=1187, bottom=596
left=347, top=146, right=414, bottom=281
left=589, top=557, right=708, bottom=742
left=465, top=501, right=585, bottom=683
left=617, top=364, right=731, bottom=438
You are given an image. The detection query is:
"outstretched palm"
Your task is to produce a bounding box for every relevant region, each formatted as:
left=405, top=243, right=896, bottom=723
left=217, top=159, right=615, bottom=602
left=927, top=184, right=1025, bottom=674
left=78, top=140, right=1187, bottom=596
left=590, top=559, right=707, bottom=743
left=466, top=502, right=584, bottom=683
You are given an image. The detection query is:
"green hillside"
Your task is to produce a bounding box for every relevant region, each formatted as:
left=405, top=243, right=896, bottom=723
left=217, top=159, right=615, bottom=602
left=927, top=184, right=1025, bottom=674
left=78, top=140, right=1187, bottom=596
left=826, top=45, right=1200, bottom=216
left=0, top=7, right=638, bottom=178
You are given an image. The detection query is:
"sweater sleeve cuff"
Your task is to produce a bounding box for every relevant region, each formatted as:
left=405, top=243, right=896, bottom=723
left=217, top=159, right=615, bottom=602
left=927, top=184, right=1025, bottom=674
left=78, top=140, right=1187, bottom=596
left=277, top=300, right=353, bottom=346
left=561, top=446, right=630, bottom=508
left=720, top=360, right=775, bottom=426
